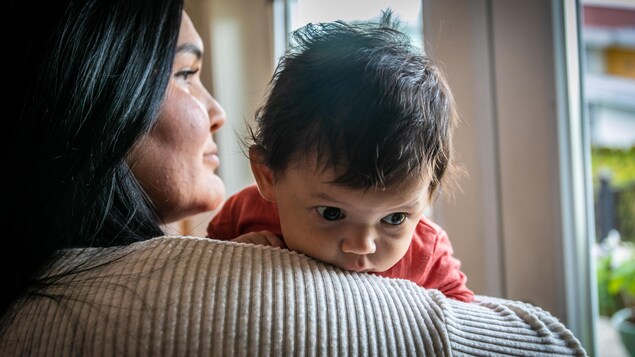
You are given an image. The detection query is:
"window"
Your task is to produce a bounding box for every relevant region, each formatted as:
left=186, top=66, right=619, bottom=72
left=275, top=0, right=423, bottom=52
left=580, top=2, right=635, bottom=356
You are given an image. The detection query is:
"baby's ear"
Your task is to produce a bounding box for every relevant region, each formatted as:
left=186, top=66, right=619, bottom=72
left=249, top=146, right=276, bottom=202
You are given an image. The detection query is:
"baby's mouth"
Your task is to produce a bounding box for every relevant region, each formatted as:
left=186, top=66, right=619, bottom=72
left=344, top=257, right=372, bottom=273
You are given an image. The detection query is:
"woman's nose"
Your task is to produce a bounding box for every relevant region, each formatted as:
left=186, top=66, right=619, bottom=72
left=340, top=230, right=377, bottom=255
left=207, top=96, right=226, bottom=132
left=198, top=83, right=226, bottom=132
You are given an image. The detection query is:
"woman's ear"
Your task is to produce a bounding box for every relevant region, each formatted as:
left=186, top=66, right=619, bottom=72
left=249, top=146, right=277, bottom=202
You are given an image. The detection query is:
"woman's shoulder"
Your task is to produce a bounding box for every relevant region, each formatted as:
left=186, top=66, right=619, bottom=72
left=0, top=236, right=587, bottom=356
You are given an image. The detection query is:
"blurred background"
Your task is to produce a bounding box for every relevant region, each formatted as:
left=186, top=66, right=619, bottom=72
left=174, top=1, right=634, bottom=355
left=582, top=2, right=634, bottom=357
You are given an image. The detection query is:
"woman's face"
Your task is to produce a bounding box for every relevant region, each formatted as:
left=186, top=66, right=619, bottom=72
left=128, top=12, right=226, bottom=224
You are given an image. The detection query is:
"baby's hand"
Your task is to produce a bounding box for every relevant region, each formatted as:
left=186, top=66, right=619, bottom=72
left=232, top=230, right=286, bottom=248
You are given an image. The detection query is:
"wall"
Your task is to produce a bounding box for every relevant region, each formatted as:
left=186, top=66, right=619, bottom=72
left=422, top=0, right=567, bottom=318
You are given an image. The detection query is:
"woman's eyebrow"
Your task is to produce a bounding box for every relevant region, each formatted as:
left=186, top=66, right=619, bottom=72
left=175, top=43, right=202, bottom=59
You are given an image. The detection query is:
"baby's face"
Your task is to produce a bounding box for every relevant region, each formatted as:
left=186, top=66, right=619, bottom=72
left=271, top=158, right=430, bottom=273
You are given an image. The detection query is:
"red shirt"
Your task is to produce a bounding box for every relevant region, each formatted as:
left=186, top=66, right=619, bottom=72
left=207, top=184, right=474, bottom=302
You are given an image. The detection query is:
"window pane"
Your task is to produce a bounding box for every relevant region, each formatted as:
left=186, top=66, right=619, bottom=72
left=581, top=2, right=635, bottom=357
left=287, top=0, right=423, bottom=48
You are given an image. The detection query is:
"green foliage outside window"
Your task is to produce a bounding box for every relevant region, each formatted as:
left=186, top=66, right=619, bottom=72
left=592, top=146, right=635, bottom=243
left=591, top=146, right=635, bottom=187
left=592, top=146, right=635, bottom=317
left=596, top=236, right=635, bottom=316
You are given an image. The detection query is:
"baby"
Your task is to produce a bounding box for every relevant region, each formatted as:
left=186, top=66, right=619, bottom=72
left=207, top=11, right=474, bottom=302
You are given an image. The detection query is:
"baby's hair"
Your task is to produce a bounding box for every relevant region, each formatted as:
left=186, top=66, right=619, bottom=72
left=249, top=9, right=458, bottom=200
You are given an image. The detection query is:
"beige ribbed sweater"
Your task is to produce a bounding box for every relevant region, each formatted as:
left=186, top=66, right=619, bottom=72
left=0, top=236, right=586, bottom=356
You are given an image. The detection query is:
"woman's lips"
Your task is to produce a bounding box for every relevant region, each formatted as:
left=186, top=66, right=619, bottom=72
left=204, top=152, right=220, bottom=168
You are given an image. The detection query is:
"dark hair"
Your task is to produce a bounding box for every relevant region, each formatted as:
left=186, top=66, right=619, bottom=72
left=3, top=0, right=183, bottom=317
left=250, top=10, right=457, bottom=197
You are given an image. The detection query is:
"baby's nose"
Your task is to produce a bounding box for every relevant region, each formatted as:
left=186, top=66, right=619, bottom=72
left=340, top=231, right=376, bottom=255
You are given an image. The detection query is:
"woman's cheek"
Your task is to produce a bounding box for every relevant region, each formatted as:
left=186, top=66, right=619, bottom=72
left=179, top=99, right=211, bottom=145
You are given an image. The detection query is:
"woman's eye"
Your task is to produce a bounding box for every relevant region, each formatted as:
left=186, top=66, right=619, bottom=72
left=381, top=213, right=407, bottom=225
left=316, top=206, right=345, bottom=221
left=176, top=67, right=199, bottom=81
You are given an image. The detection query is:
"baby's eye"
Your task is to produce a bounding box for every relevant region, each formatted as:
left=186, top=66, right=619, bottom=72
left=381, top=213, right=407, bottom=225
left=316, top=206, right=345, bottom=221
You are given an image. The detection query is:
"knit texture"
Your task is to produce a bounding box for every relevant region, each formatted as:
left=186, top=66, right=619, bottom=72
left=0, top=236, right=587, bottom=356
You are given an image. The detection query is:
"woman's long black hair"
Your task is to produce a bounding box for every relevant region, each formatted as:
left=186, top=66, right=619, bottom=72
left=3, top=0, right=183, bottom=319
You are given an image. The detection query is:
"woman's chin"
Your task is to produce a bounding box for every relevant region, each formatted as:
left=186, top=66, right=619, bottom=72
left=206, top=176, right=226, bottom=209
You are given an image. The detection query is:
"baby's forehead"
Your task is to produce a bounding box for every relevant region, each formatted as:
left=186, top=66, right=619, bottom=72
left=284, top=155, right=431, bottom=191
left=313, top=175, right=432, bottom=213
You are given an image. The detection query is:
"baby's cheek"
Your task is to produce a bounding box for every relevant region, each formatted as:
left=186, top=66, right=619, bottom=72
left=389, top=231, right=414, bottom=256
left=308, top=234, right=339, bottom=261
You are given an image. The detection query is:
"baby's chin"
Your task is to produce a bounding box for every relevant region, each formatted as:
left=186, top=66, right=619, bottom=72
left=332, top=259, right=379, bottom=274
left=342, top=260, right=398, bottom=274
left=285, top=244, right=390, bottom=273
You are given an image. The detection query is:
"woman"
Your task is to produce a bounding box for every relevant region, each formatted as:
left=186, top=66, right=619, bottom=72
left=5, top=0, right=222, bottom=314
left=2, top=0, right=586, bottom=355
left=5, top=0, right=222, bottom=324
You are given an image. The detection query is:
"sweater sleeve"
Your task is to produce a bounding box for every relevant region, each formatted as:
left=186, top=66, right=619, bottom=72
left=0, top=237, right=587, bottom=356
left=0, top=237, right=586, bottom=356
